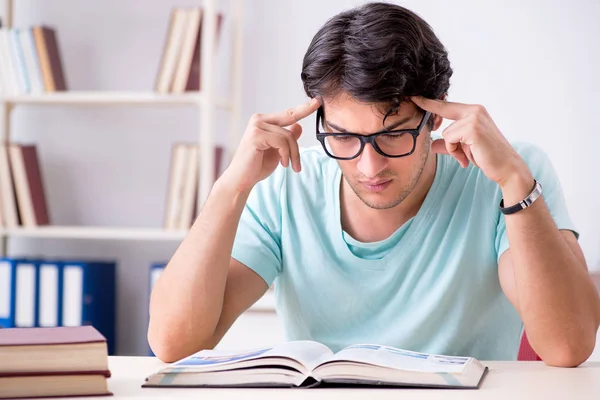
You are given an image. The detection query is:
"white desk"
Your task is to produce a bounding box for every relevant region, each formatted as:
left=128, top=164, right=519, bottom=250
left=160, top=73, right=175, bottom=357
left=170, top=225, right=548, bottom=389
left=81, top=356, right=600, bottom=399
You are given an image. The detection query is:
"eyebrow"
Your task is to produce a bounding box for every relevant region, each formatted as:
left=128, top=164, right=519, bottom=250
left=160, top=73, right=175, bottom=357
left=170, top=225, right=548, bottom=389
left=324, top=115, right=416, bottom=134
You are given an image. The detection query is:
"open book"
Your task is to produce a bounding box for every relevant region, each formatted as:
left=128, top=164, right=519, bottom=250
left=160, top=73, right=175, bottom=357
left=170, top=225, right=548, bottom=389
left=143, top=341, right=488, bottom=389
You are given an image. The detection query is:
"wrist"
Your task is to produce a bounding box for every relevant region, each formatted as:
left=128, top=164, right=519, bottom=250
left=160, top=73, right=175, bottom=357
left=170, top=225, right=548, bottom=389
left=214, top=170, right=254, bottom=202
left=498, top=166, right=535, bottom=207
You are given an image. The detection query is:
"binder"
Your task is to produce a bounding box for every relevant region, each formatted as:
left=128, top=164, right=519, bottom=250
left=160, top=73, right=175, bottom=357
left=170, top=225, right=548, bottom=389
left=0, top=258, right=18, bottom=328
left=147, top=262, right=166, bottom=356
left=61, top=260, right=117, bottom=355
left=37, top=260, right=62, bottom=327
left=14, top=259, right=39, bottom=328
left=150, top=263, right=166, bottom=292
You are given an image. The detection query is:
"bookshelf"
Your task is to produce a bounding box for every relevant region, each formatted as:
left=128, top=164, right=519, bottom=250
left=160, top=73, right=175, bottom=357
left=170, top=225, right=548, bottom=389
left=2, top=91, right=232, bottom=108
left=0, top=0, right=244, bottom=246
left=0, top=226, right=188, bottom=241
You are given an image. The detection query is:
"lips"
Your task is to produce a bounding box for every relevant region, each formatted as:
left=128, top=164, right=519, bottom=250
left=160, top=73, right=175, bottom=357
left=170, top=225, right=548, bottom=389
left=360, top=179, right=392, bottom=193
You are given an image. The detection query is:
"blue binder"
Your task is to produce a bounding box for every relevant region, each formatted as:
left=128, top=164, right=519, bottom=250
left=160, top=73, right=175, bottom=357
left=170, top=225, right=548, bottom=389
left=60, top=260, right=117, bottom=355
left=0, top=258, right=42, bottom=329
left=147, top=262, right=166, bottom=356
left=0, top=258, right=18, bottom=328
left=15, top=259, right=39, bottom=328
left=37, top=260, right=63, bottom=328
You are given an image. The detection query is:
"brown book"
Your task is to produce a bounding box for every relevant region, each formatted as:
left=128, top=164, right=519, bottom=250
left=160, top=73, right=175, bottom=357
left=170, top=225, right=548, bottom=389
left=21, top=145, right=50, bottom=225
left=185, top=13, right=224, bottom=91
left=0, top=373, right=112, bottom=398
left=0, top=326, right=109, bottom=375
left=9, top=144, right=50, bottom=227
left=33, top=26, right=67, bottom=91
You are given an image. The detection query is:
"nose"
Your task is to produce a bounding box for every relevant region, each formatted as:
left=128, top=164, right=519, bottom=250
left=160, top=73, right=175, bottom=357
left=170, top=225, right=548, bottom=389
left=356, top=143, right=388, bottom=178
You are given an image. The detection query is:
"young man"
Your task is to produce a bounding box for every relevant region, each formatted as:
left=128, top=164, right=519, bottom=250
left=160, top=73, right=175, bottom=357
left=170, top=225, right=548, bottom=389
left=148, top=2, right=600, bottom=366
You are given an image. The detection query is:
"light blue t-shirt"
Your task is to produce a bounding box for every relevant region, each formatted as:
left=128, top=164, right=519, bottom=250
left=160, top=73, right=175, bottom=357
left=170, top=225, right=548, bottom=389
left=231, top=142, right=577, bottom=360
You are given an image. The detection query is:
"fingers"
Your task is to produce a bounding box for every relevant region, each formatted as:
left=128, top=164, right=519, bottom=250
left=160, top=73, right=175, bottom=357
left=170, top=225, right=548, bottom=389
left=446, top=141, right=469, bottom=168
left=431, top=139, right=448, bottom=155
left=259, top=122, right=302, bottom=172
left=261, top=98, right=321, bottom=126
left=462, top=143, right=478, bottom=168
left=433, top=119, right=470, bottom=168
left=288, top=123, right=303, bottom=141
left=411, top=96, right=468, bottom=121
left=252, top=129, right=292, bottom=169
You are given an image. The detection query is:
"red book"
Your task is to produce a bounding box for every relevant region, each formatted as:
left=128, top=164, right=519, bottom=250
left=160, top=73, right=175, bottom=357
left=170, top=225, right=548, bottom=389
left=9, top=144, right=50, bottom=227
left=0, top=325, right=110, bottom=375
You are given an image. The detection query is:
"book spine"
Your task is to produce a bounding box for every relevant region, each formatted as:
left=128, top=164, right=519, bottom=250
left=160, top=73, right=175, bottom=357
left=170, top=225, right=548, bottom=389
left=32, top=26, right=53, bottom=91
left=9, top=29, right=30, bottom=94
left=41, top=26, right=67, bottom=91
left=14, top=260, right=38, bottom=328
left=83, top=262, right=117, bottom=355
left=38, top=261, right=61, bottom=327
left=0, top=259, right=17, bottom=328
left=147, top=263, right=166, bottom=356
left=20, top=145, right=50, bottom=226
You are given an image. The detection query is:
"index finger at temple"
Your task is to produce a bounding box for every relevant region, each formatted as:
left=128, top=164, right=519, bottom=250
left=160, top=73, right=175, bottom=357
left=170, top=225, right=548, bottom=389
left=261, top=98, right=321, bottom=126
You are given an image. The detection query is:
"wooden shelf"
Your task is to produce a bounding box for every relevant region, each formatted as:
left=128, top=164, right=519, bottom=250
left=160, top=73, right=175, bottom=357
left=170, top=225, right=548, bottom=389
left=2, top=226, right=188, bottom=240
left=1, top=91, right=231, bottom=109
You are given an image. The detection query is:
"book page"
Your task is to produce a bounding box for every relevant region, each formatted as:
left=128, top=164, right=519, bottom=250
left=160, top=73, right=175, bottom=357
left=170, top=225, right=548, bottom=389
left=164, top=341, right=334, bottom=373
left=321, top=344, right=471, bottom=374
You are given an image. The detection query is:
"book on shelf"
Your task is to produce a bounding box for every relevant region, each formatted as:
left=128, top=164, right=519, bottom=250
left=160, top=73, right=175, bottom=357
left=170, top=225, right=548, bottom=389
left=0, top=143, right=51, bottom=228
left=0, top=25, right=67, bottom=95
left=155, top=7, right=225, bottom=93
left=8, top=143, right=50, bottom=227
left=163, top=142, right=225, bottom=230
left=0, top=325, right=111, bottom=399
left=0, top=143, right=18, bottom=227
left=143, top=341, right=488, bottom=389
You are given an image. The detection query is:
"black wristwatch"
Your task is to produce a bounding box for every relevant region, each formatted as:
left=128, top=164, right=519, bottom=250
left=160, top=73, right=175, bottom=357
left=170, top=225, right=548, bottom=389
left=499, top=180, right=543, bottom=215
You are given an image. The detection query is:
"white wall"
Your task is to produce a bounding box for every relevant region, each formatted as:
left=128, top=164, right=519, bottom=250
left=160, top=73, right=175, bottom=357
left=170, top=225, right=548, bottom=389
left=5, top=0, right=600, bottom=356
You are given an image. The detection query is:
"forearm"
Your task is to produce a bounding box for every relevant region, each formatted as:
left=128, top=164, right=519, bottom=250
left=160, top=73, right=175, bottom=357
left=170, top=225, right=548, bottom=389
left=502, top=173, right=600, bottom=365
left=148, top=175, right=250, bottom=360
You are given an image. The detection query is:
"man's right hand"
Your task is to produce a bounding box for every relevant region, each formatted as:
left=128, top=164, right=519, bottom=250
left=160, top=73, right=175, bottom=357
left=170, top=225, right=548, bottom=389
left=222, top=98, right=321, bottom=194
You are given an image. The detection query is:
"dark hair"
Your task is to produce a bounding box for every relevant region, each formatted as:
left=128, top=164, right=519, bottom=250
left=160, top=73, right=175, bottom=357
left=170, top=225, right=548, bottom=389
left=301, top=2, right=452, bottom=120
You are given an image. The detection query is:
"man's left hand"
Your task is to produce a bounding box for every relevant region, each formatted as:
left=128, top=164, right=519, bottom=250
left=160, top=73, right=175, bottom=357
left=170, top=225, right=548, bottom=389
left=411, top=96, right=532, bottom=190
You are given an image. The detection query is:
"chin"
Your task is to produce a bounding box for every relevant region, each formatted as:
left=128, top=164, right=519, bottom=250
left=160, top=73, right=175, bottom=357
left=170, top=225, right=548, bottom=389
left=356, top=191, right=407, bottom=210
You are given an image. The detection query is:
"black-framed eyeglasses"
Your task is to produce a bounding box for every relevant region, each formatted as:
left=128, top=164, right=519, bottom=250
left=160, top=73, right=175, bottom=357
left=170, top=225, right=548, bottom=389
left=315, top=107, right=432, bottom=160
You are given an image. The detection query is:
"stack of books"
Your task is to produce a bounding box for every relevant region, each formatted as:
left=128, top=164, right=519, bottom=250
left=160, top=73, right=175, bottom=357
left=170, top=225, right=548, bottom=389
left=0, top=325, right=111, bottom=398
left=0, top=25, right=67, bottom=95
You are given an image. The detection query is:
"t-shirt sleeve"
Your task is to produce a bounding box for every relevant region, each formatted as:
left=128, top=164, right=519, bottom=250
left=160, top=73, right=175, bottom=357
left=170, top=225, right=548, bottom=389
left=231, top=167, right=285, bottom=286
left=495, top=143, right=578, bottom=261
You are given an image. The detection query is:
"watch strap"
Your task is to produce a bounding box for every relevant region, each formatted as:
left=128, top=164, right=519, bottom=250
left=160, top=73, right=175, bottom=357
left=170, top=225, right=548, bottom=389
left=499, top=179, right=543, bottom=215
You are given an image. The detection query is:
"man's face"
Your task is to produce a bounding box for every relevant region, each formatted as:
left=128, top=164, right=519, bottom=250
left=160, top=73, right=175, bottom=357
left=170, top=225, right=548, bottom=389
left=322, top=95, right=434, bottom=210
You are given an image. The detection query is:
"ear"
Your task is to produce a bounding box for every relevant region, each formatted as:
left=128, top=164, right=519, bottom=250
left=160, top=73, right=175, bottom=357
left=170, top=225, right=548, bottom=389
left=431, top=92, right=447, bottom=131
left=432, top=114, right=444, bottom=131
